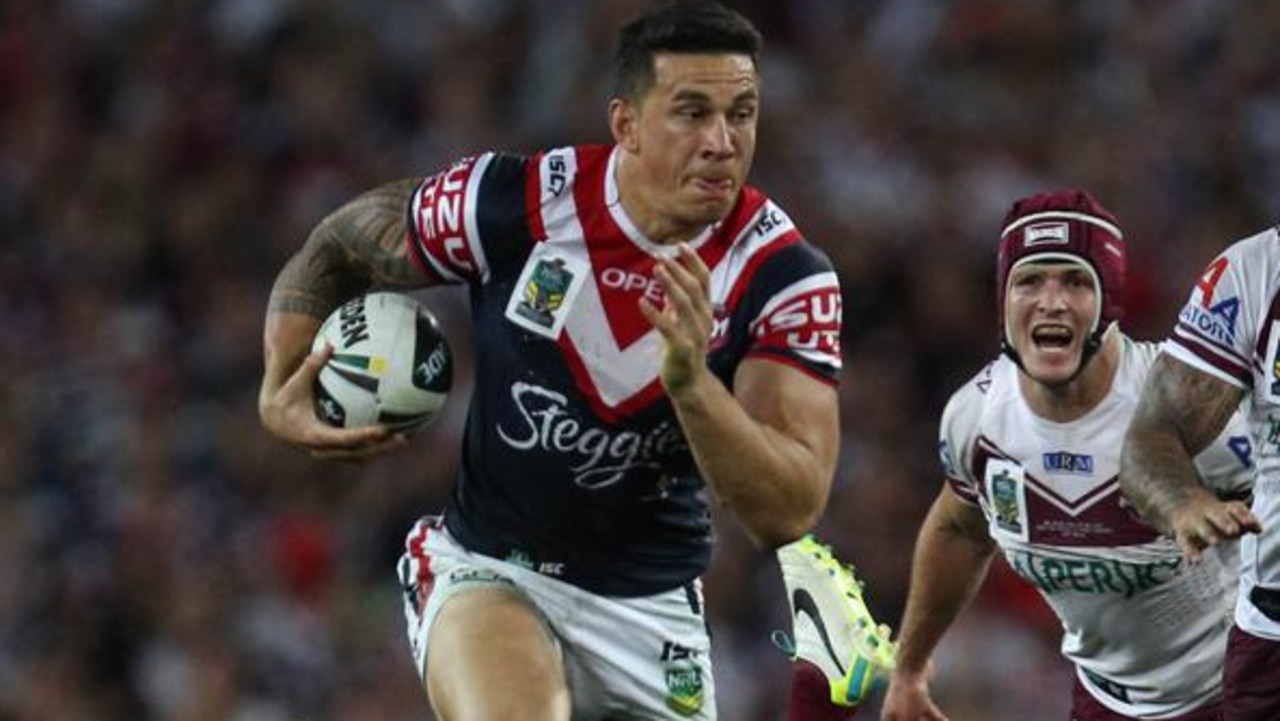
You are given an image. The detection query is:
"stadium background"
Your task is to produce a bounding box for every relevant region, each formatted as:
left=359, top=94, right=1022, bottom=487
left=4, top=0, right=1278, bottom=718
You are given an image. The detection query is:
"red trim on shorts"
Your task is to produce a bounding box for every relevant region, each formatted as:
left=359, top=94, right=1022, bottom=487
left=406, top=520, right=437, bottom=611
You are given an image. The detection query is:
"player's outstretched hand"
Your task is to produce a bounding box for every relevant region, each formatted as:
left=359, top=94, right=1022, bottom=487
left=640, top=243, right=713, bottom=394
left=882, top=668, right=949, bottom=721
left=1170, top=495, right=1261, bottom=563
left=259, top=344, right=406, bottom=462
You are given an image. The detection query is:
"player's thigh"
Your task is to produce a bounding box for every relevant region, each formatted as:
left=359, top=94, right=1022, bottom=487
left=427, top=586, right=571, bottom=721
left=560, top=582, right=716, bottom=720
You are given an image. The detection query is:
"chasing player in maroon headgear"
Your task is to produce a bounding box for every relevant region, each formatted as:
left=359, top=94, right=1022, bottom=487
left=885, top=189, right=1251, bottom=721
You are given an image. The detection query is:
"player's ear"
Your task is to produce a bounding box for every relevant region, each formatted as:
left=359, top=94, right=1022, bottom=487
left=609, top=98, right=640, bottom=152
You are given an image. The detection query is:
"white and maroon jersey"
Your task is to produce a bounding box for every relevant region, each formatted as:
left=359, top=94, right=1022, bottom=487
left=1165, top=226, right=1280, bottom=641
left=940, top=338, right=1252, bottom=717
left=405, top=145, right=842, bottom=596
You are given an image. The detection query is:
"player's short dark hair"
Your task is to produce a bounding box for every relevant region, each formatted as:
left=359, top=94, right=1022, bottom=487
left=614, top=1, right=762, bottom=102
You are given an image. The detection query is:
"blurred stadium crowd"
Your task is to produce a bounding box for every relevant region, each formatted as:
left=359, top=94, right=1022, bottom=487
left=5, top=0, right=1280, bottom=719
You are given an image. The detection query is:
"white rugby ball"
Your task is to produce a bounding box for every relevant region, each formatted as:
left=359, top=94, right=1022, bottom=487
left=311, top=292, right=452, bottom=432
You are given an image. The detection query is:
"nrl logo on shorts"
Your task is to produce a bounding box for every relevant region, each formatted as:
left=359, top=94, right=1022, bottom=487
left=517, top=257, right=573, bottom=329
left=664, top=665, right=704, bottom=717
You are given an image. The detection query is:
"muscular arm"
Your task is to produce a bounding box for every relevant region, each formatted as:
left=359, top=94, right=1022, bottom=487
left=267, top=179, right=425, bottom=318
left=894, top=488, right=996, bottom=674
left=641, top=244, right=836, bottom=548
left=883, top=487, right=996, bottom=721
left=259, top=179, right=428, bottom=458
left=1120, top=353, right=1258, bottom=558
left=674, top=356, right=838, bottom=549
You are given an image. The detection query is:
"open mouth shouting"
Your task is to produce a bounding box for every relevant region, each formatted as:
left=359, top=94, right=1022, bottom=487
left=1030, top=323, right=1076, bottom=354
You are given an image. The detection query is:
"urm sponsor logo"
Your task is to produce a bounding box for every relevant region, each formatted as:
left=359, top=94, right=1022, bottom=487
left=1042, top=451, right=1093, bottom=475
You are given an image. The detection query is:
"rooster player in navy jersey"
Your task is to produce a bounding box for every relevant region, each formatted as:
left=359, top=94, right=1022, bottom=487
left=258, top=3, right=891, bottom=719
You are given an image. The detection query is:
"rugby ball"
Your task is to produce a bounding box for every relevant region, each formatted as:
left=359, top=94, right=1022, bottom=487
left=311, top=292, right=452, bottom=432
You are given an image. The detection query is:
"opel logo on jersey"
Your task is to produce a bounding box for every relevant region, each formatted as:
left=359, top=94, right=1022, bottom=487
left=600, top=267, right=664, bottom=301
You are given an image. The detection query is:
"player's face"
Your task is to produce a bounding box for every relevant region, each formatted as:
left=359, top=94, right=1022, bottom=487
left=1006, top=262, right=1099, bottom=385
left=610, top=53, right=758, bottom=241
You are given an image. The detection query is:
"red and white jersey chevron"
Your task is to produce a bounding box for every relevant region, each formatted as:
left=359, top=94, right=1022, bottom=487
left=405, top=144, right=842, bottom=596
left=940, top=338, right=1251, bottom=717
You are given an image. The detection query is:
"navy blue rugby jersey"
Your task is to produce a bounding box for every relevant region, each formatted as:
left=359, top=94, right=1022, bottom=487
left=406, top=144, right=843, bottom=596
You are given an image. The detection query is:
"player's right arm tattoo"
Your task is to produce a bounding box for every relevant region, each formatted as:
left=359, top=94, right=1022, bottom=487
left=268, top=179, right=424, bottom=319
left=1120, top=354, right=1245, bottom=532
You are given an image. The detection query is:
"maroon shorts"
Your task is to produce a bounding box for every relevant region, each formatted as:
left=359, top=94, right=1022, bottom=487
left=1224, top=625, right=1280, bottom=721
left=1071, top=676, right=1222, bottom=721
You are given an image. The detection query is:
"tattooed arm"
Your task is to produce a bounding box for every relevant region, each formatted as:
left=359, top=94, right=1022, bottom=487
left=259, top=179, right=427, bottom=460
left=1120, top=354, right=1260, bottom=560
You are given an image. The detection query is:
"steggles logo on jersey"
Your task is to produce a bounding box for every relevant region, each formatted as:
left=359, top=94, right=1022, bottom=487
left=496, top=382, right=689, bottom=489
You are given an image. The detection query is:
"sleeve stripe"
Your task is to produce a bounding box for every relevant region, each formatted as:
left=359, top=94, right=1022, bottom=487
left=525, top=151, right=547, bottom=241
left=946, top=477, right=982, bottom=505
left=404, top=198, right=443, bottom=283
left=1168, top=325, right=1252, bottom=387
left=417, top=236, right=466, bottom=284
left=463, top=152, right=493, bottom=284
left=748, top=271, right=840, bottom=331
left=745, top=348, right=840, bottom=386
left=1172, top=318, right=1250, bottom=369
left=538, top=149, right=580, bottom=240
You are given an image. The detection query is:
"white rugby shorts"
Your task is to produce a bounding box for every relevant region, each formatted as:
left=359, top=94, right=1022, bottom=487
left=398, top=516, right=717, bottom=720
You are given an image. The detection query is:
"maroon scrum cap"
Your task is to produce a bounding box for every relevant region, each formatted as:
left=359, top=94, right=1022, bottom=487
left=996, top=189, right=1127, bottom=353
